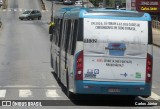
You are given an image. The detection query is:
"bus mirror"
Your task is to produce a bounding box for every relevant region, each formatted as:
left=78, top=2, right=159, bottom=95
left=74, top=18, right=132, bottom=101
left=49, top=25, right=54, bottom=34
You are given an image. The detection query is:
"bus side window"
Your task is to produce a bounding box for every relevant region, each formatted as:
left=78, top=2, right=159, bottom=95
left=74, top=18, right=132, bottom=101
left=77, top=18, right=83, bottom=41
left=62, top=19, right=71, bottom=51
left=65, top=20, right=71, bottom=52
left=55, top=19, right=61, bottom=45
left=71, top=19, right=78, bottom=55
left=53, top=18, right=58, bottom=43
left=54, top=18, right=57, bottom=43
left=62, top=20, right=68, bottom=51
left=68, top=20, right=75, bottom=54
left=58, top=19, right=63, bottom=47
left=51, top=18, right=55, bottom=42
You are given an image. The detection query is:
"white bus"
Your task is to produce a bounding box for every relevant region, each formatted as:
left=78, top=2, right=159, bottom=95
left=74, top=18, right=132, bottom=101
left=50, top=7, right=153, bottom=99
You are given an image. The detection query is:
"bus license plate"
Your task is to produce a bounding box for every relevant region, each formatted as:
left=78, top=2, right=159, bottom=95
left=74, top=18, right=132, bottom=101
left=108, top=88, right=120, bottom=92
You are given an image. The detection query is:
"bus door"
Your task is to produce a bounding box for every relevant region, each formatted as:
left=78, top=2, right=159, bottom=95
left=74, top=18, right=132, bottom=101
left=60, top=18, right=72, bottom=84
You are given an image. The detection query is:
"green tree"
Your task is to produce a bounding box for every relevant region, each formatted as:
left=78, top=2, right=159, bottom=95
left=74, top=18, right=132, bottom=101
left=89, top=0, right=100, bottom=6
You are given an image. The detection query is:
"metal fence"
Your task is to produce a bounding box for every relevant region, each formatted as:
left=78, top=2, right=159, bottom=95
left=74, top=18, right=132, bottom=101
left=152, top=20, right=160, bottom=29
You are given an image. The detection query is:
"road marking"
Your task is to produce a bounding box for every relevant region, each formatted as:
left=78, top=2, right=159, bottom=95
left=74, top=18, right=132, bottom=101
left=0, top=8, right=49, bottom=13
left=0, top=85, right=57, bottom=88
left=152, top=85, right=156, bottom=88
left=45, top=85, right=56, bottom=88
left=0, top=85, right=39, bottom=88
left=46, top=90, right=60, bottom=97
left=19, top=90, right=33, bottom=97
left=0, top=90, right=6, bottom=98
left=19, top=9, right=22, bottom=12
left=150, top=92, right=160, bottom=100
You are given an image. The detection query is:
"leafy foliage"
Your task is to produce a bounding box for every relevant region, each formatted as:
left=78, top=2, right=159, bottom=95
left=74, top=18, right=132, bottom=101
left=89, top=0, right=102, bottom=6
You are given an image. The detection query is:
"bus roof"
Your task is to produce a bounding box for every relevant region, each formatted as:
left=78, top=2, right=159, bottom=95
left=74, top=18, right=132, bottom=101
left=55, top=7, right=151, bottom=21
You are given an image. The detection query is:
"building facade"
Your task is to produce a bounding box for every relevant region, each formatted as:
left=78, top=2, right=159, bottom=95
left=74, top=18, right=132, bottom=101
left=105, top=0, right=126, bottom=8
left=105, top=0, right=160, bottom=21
left=136, top=0, right=160, bottom=21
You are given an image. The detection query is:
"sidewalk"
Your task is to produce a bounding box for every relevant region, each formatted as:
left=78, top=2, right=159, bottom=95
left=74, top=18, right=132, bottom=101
left=43, top=0, right=94, bottom=11
left=42, top=0, right=52, bottom=11
left=153, top=28, right=160, bottom=47
left=42, top=0, right=64, bottom=13
left=41, top=0, right=54, bottom=22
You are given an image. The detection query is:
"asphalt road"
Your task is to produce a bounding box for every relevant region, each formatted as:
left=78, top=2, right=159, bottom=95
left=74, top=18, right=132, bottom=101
left=0, top=0, right=67, bottom=100
left=0, top=0, right=159, bottom=108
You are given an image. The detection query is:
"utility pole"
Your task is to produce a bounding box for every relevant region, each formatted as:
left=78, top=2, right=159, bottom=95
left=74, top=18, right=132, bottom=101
left=103, top=0, right=106, bottom=8
left=51, top=0, right=54, bottom=22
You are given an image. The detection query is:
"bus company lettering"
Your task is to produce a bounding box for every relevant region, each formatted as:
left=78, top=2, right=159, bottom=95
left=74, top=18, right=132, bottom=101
left=84, top=39, right=97, bottom=43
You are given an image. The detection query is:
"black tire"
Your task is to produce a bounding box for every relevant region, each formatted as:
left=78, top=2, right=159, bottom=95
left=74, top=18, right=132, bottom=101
left=50, top=35, right=53, bottom=42
left=55, top=60, right=59, bottom=81
left=27, top=17, right=30, bottom=20
left=141, top=96, right=149, bottom=98
left=0, top=22, right=2, bottom=28
left=50, top=54, right=53, bottom=68
left=38, top=17, right=41, bottom=20
left=66, top=70, right=75, bottom=99
left=125, top=96, right=136, bottom=101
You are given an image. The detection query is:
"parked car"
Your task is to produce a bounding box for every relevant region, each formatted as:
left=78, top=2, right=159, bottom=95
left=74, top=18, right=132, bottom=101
left=0, top=0, right=3, bottom=7
left=75, top=1, right=83, bottom=7
left=63, top=0, right=74, bottom=5
left=19, top=10, right=42, bottom=20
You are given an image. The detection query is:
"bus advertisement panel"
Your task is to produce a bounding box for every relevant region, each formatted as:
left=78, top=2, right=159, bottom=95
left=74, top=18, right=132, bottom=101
left=83, top=18, right=148, bottom=82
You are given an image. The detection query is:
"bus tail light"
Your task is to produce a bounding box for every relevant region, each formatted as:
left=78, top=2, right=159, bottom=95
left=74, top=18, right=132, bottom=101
left=76, top=51, right=83, bottom=80
left=146, top=53, right=152, bottom=83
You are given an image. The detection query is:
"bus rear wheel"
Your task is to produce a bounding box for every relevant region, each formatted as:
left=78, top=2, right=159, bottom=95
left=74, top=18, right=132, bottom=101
left=50, top=54, right=53, bottom=68
left=126, top=96, right=136, bottom=101
left=55, top=60, right=59, bottom=81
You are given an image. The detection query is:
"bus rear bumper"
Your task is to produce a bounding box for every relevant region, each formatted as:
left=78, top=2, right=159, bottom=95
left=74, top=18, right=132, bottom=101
left=75, top=81, right=151, bottom=96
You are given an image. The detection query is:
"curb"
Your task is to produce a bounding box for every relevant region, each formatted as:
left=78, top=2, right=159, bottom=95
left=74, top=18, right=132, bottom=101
left=152, top=28, right=160, bottom=47
left=40, top=0, right=46, bottom=10
left=153, top=43, right=160, bottom=47
left=2, top=0, right=8, bottom=9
